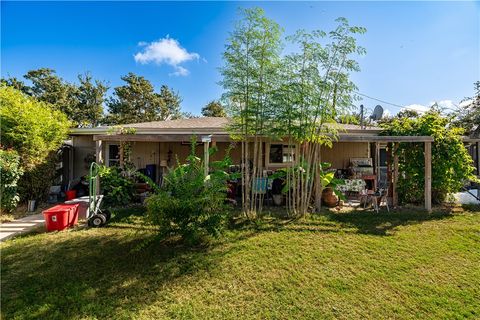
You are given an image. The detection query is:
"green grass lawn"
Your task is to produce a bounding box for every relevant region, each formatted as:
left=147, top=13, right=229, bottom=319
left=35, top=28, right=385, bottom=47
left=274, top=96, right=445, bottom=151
left=2, top=206, right=479, bottom=319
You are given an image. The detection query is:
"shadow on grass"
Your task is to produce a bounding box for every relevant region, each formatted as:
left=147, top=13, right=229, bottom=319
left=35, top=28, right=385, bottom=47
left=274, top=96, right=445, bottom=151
left=1, top=205, right=459, bottom=319
left=234, top=206, right=457, bottom=237
left=321, top=208, right=455, bottom=236
left=1, top=207, right=248, bottom=320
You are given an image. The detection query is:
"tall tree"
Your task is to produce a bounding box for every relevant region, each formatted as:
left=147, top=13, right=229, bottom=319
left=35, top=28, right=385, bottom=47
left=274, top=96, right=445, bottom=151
left=201, top=100, right=227, bottom=117
left=159, top=85, right=182, bottom=120
left=221, top=8, right=365, bottom=217
left=23, top=68, right=78, bottom=119
left=105, top=74, right=183, bottom=124
left=0, top=77, right=28, bottom=92
left=221, top=7, right=283, bottom=216
left=2, top=69, right=107, bottom=127
left=277, top=21, right=366, bottom=215
left=75, top=73, right=108, bottom=127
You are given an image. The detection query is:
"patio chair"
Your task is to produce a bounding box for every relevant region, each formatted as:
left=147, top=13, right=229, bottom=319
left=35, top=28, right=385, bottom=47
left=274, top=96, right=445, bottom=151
left=371, top=179, right=390, bottom=213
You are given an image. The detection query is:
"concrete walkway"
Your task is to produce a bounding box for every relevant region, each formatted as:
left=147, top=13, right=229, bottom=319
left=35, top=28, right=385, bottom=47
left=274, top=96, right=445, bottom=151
left=0, top=213, right=45, bottom=242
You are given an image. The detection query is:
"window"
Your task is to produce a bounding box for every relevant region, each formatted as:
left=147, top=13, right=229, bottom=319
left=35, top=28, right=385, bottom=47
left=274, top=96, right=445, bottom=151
left=268, top=144, right=295, bottom=165
left=107, top=144, right=120, bottom=167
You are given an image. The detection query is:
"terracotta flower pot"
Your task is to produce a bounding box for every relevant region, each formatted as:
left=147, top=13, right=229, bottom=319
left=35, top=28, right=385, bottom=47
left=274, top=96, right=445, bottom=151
left=322, top=187, right=339, bottom=207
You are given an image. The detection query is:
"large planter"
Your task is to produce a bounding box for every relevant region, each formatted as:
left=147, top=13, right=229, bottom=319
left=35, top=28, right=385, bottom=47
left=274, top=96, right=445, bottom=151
left=322, top=187, right=338, bottom=207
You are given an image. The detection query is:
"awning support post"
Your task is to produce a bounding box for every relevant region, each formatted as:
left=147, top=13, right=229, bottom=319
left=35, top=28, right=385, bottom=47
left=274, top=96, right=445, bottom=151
left=424, top=141, right=432, bottom=212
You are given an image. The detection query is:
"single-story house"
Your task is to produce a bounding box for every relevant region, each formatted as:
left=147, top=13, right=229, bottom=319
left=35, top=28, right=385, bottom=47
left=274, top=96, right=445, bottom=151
left=67, top=117, right=480, bottom=211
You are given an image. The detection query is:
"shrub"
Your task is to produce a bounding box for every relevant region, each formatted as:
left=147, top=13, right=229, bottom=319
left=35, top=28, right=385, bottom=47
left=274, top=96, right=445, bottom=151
left=97, top=165, right=135, bottom=207
left=18, top=153, right=58, bottom=202
left=0, top=85, right=70, bottom=170
left=0, top=85, right=70, bottom=204
left=146, top=143, right=233, bottom=243
left=381, top=110, right=477, bottom=204
left=0, top=149, right=23, bottom=213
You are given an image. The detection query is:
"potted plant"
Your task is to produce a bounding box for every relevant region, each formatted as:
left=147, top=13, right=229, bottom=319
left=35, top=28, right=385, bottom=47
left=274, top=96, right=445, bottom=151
left=319, top=163, right=346, bottom=208
left=270, top=169, right=288, bottom=206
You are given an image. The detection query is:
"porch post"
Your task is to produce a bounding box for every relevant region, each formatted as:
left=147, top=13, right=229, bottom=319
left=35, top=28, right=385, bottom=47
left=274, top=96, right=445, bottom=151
left=204, top=142, right=210, bottom=176
left=119, top=143, right=124, bottom=168
left=392, top=143, right=399, bottom=207
left=95, top=139, right=103, bottom=165
left=375, top=142, right=380, bottom=189
left=424, top=141, right=432, bottom=212
left=95, top=139, right=103, bottom=195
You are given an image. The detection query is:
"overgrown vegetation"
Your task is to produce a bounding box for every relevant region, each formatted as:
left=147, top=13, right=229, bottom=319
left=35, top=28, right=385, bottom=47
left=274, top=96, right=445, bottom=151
left=146, top=141, right=235, bottom=243
left=97, top=165, right=136, bottom=208
left=0, top=85, right=70, bottom=204
left=221, top=8, right=365, bottom=217
left=1, top=207, right=479, bottom=319
left=0, top=149, right=23, bottom=213
left=381, top=110, right=477, bottom=204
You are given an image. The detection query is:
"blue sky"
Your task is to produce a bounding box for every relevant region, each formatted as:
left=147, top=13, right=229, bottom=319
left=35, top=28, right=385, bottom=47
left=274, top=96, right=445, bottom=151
left=2, top=1, right=479, bottom=116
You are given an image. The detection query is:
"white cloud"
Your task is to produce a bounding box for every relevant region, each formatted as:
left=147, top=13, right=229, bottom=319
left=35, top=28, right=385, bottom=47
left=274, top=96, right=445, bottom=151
left=402, top=104, right=430, bottom=114
left=134, top=36, right=200, bottom=76
left=171, top=66, right=189, bottom=77
left=383, top=109, right=392, bottom=118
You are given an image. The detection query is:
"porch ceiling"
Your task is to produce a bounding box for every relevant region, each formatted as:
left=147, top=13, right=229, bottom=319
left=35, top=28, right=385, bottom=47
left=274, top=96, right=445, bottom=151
left=93, top=133, right=434, bottom=143
left=93, top=134, right=233, bottom=142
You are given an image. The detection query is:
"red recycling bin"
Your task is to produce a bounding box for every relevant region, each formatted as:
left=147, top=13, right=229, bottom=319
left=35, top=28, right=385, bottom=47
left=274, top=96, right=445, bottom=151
left=42, top=204, right=80, bottom=232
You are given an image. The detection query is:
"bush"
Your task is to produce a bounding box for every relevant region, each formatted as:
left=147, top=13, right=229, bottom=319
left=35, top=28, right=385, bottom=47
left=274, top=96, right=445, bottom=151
left=97, top=165, right=135, bottom=207
left=1, top=85, right=70, bottom=204
left=0, top=85, right=70, bottom=170
left=146, top=144, right=233, bottom=243
left=381, top=110, right=477, bottom=204
left=18, top=153, right=58, bottom=202
left=0, top=150, right=23, bottom=213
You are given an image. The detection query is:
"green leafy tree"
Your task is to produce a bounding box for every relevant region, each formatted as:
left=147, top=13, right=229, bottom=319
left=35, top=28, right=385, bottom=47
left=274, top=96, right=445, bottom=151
left=105, top=74, right=183, bottom=124
left=159, top=85, right=182, bottom=120
left=221, top=8, right=365, bottom=216
left=2, top=69, right=107, bottom=127
left=0, top=77, right=28, bottom=92
left=74, top=73, right=108, bottom=127
left=220, top=7, right=283, bottom=217
left=201, top=100, right=227, bottom=117
left=381, top=111, right=477, bottom=204
left=23, top=68, right=78, bottom=120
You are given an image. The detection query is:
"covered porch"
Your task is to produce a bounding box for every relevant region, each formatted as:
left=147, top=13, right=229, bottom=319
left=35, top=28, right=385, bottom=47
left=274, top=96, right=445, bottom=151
left=93, top=133, right=435, bottom=212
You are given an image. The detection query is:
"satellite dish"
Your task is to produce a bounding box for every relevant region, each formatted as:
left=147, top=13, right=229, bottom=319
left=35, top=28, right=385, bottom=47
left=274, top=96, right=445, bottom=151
left=369, top=105, right=384, bottom=121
